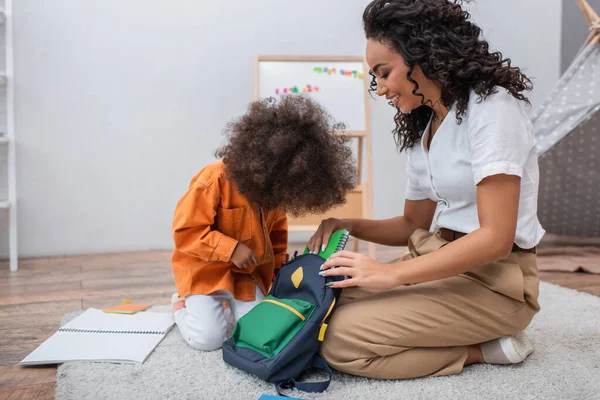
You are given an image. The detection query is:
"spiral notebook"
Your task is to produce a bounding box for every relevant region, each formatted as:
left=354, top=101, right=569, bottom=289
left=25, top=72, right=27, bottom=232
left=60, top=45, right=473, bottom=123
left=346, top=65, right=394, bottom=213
left=20, top=308, right=174, bottom=366
left=303, top=229, right=350, bottom=259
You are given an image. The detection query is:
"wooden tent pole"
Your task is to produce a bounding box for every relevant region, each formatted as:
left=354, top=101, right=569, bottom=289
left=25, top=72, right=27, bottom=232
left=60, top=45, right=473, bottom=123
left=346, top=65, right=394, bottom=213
left=577, top=0, right=600, bottom=45
left=577, top=0, right=600, bottom=27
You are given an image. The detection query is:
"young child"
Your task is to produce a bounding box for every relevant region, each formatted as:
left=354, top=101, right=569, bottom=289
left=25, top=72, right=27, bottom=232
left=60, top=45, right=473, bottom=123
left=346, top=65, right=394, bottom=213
left=171, top=95, right=356, bottom=351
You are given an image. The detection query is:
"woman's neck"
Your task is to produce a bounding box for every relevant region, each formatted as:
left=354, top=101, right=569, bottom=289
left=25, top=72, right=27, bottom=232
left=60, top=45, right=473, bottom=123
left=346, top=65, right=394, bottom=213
left=423, top=80, right=449, bottom=122
left=432, top=103, right=449, bottom=121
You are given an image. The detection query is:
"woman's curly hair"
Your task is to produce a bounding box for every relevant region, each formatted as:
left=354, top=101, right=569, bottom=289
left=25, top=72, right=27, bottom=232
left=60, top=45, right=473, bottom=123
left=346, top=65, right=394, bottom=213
left=363, top=0, right=533, bottom=152
left=216, top=95, right=356, bottom=217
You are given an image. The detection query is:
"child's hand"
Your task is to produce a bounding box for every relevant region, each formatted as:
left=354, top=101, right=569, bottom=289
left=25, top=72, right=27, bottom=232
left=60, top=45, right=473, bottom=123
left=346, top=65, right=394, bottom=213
left=231, top=242, right=260, bottom=268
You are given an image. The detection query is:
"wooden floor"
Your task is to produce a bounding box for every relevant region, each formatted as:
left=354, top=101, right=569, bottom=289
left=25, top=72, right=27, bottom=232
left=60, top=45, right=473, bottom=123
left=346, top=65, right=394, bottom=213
left=1, top=244, right=599, bottom=400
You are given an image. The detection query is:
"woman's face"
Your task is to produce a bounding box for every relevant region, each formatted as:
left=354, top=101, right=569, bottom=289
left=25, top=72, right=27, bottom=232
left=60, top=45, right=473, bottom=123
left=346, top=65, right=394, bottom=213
left=366, top=38, right=433, bottom=114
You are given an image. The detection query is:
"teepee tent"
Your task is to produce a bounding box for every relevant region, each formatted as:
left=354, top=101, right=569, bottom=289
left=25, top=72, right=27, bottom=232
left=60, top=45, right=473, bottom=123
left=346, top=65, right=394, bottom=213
left=531, top=0, right=600, bottom=238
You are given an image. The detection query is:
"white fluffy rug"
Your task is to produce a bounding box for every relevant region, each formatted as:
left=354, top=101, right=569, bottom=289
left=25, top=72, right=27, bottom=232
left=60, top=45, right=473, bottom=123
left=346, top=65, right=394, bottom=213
left=55, top=282, right=600, bottom=400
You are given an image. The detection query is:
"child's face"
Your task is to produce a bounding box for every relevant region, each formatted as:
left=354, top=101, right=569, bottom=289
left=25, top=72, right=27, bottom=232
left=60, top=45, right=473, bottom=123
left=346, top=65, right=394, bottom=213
left=366, top=38, right=432, bottom=114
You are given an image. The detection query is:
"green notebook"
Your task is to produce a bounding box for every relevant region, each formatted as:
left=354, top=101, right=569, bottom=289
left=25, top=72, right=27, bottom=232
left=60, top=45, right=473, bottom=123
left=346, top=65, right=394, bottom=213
left=303, top=229, right=350, bottom=260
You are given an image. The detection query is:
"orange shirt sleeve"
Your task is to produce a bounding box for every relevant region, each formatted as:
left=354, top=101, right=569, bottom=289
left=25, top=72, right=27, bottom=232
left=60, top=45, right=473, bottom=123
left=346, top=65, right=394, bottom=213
left=172, top=176, right=238, bottom=262
left=270, top=210, right=288, bottom=271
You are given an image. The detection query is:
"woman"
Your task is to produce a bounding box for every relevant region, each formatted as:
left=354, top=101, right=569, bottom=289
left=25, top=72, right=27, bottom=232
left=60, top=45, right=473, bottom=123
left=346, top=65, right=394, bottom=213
left=308, top=0, right=545, bottom=379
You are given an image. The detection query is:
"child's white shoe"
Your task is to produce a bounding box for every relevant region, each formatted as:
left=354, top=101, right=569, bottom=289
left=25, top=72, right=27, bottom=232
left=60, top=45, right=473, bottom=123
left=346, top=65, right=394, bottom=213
left=481, top=332, right=534, bottom=364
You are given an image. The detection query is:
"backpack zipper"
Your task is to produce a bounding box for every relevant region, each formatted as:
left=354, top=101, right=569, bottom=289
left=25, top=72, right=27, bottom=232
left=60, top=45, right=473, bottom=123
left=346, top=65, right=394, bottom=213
left=263, top=299, right=305, bottom=321
left=321, top=297, right=336, bottom=324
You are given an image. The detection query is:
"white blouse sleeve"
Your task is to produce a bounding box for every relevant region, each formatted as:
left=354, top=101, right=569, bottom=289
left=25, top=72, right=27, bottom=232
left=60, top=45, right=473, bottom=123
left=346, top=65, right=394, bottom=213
left=404, top=147, right=429, bottom=201
left=468, top=90, right=533, bottom=185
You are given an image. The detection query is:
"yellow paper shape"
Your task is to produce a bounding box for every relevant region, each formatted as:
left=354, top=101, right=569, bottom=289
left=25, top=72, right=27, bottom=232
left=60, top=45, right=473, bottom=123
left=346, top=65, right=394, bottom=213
left=291, top=266, right=304, bottom=289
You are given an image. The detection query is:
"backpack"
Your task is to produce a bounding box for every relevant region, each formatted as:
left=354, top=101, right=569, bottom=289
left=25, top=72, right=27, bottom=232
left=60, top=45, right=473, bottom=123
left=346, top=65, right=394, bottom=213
left=222, top=252, right=343, bottom=395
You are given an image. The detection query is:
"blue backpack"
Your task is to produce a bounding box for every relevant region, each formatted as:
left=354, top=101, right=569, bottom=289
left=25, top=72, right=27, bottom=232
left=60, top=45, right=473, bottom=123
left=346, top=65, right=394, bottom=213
left=222, top=252, right=343, bottom=394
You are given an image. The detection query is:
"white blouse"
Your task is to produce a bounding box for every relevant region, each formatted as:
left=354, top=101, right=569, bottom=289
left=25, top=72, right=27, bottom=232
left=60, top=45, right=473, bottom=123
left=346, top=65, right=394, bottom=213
left=405, top=88, right=545, bottom=249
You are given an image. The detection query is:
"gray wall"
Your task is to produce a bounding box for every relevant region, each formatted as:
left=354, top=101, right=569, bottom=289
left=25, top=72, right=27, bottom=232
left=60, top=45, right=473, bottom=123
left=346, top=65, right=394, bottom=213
left=562, top=0, right=600, bottom=72
left=4, top=0, right=562, bottom=257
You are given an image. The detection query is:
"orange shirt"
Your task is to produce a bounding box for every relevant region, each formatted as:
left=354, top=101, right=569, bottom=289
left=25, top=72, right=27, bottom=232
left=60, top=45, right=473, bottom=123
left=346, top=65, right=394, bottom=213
left=171, top=161, right=288, bottom=301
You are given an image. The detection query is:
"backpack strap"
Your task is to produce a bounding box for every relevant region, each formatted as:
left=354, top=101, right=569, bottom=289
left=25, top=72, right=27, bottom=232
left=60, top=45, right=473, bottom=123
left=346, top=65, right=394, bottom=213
left=275, top=355, right=332, bottom=395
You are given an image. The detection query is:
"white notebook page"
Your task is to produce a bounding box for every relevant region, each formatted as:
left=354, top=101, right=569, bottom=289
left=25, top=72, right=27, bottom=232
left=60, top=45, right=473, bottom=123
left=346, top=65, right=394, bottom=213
left=21, top=308, right=174, bottom=366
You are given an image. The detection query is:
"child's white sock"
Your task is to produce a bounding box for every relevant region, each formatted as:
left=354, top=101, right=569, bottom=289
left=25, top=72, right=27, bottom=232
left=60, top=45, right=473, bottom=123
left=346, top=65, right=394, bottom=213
left=481, top=332, right=534, bottom=364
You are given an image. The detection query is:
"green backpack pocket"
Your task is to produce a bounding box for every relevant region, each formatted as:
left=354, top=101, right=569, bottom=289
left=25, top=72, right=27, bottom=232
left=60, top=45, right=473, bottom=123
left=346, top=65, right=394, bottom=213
left=232, top=295, right=315, bottom=358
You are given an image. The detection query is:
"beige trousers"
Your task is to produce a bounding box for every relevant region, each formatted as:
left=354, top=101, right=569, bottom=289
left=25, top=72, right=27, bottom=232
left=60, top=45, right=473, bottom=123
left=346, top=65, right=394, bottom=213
left=319, top=229, right=541, bottom=379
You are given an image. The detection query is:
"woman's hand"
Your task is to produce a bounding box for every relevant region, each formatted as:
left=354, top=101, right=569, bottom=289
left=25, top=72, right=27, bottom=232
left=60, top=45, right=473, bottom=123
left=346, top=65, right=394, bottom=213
left=307, top=218, right=352, bottom=254
left=318, top=250, right=400, bottom=290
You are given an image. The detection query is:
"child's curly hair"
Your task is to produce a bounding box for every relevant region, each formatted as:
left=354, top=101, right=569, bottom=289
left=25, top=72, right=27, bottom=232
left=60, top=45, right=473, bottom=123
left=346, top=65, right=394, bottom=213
left=216, top=95, right=356, bottom=217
